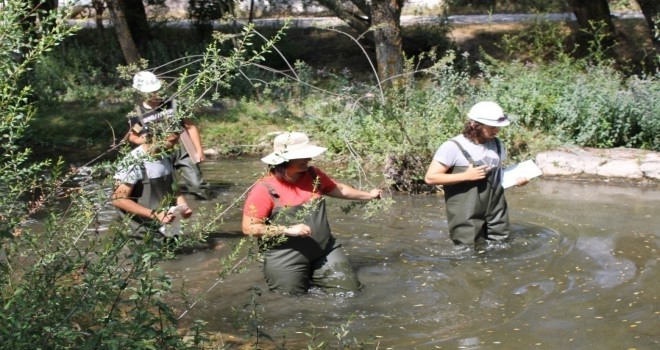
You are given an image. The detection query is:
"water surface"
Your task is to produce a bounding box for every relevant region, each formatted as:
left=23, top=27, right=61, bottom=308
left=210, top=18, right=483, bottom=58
left=163, top=159, right=659, bottom=349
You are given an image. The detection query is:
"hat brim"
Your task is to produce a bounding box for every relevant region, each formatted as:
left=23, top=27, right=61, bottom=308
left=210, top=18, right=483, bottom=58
left=134, top=83, right=162, bottom=93
left=470, top=115, right=511, bottom=127
left=261, top=145, right=327, bottom=165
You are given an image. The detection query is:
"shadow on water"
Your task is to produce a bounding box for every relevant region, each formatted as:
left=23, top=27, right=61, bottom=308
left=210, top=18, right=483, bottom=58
left=118, top=159, right=659, bottom=349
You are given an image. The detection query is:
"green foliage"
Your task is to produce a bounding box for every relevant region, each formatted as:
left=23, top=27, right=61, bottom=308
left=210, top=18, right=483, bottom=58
left=498, top=19, right=574, bottom=63
left=311, top=50, right=472, bottom=161
left=1, top=4, right=294, bottom=349
left=482, top=23, right=660, bottom=151
left=227, top=23, right=658, bottom=195
left=32, top=28, right=126, bottom=104
left=300, top=316, right=377, bottom=349
left=1, top=0, right=77, bottom=239
left=188, top=0, right=237, bottom=38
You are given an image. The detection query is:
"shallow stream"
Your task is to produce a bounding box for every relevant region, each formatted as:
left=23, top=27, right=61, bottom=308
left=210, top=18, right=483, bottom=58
left=160, top=159, right=658, bottom=349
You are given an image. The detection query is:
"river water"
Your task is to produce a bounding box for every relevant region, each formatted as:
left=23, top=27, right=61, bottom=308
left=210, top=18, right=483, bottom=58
left=158, top=159, right=658, bottom=349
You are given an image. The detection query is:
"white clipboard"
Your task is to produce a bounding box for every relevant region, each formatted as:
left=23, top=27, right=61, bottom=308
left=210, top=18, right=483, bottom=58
left=502, top=160, right=543, bottom=188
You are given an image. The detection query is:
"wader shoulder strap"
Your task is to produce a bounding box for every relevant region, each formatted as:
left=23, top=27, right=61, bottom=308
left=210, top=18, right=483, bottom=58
left=450, top=140, right=475, bottom=165
left=259, top=167, right=319, bottom=206
left=259, top=181, right=280, bottom=207
left=140, top=165, right=151, bottom=203
left=308, top=167, right=325, bottom=195
left=495, top=137, right=502, bottom=159
left=308, top=167, right=317, bottom=181
left=135, top=104, right=148, bottom=126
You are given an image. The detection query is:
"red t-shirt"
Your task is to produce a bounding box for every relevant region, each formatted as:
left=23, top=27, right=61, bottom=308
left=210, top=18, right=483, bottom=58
left=243, top=166, right=337, bottom=219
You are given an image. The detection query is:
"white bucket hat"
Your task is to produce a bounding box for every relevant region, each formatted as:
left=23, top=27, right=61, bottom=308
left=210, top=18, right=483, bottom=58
left=132, top=71, right=162, bottom=93
left=261, top=132, right=327, bottom=165
left=467, top=101, right=511, bottom=127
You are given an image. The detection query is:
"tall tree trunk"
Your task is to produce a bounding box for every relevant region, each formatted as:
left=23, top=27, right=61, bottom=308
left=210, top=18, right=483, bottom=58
left=93, top=0, right=106, bottom=31
left=107, top=0, right=141, bottom=65
left=249, top=0, right=255, bottom=23
left=635, top=0, right=660, bottom=54
left=123, top=0, right=152, bottom=49
left=567, top=0, right=615, bottom=35
left=567, top=0, right=616, bottom=51
left=371, top=0, right=405, bottom=87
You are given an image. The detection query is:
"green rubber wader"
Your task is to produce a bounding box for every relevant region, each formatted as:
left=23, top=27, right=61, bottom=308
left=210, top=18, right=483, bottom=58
left=172, top=146, right=207, bottom=197
left=117, top=164, right=176, bottom=240
left=134, top=100, right=208, bottom=198
left=443, top=140, right=510, bottom=245
left=259, top=172, right=361, bottom=295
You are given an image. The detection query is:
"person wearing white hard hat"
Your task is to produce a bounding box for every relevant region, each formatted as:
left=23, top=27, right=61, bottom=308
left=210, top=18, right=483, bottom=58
left=424, top=101, right=528, bottom=246
left=127, top=71, right=210, bottom=200
left=132, top=71, right=162, bottom=93
left=242, top=132, right=382, bottom=295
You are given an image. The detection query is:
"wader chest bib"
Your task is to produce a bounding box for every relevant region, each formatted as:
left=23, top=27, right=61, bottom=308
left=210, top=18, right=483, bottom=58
left=117, top=163, right=176, bottom=238
left=259, top=169, right=334, bottom=263
left=134, top=101, right=206, bottom=197
left=258, top=168, right=360, bottom=294
left=444, top=139, right=510, bottom=244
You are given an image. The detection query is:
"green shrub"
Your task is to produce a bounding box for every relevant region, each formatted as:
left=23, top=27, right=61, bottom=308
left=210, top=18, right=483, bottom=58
left=1, top=8, right=289, bottom=348
left=481, top=59, right=660, bottom=151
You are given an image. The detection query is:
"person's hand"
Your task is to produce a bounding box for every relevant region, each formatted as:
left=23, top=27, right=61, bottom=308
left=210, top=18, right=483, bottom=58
left=181, top=206, right=193, bottom=218
left=515, top=177, right=529, bottom=187
left=285, top=224, right=312, bottom=237
left=369, top=189, right=382, bottom=200
left=465, top=164, right=490, bottom=181
left=155, top=211, right=175, bottom=224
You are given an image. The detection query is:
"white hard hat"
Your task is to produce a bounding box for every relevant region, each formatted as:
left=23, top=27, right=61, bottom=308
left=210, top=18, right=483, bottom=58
left=132, top=71, right=161, bottom=93
left=467, top=101, right=510, bottom=127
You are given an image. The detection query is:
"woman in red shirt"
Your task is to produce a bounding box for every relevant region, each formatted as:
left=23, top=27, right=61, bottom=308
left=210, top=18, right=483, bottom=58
left=242, top=132, right=381, bottom=295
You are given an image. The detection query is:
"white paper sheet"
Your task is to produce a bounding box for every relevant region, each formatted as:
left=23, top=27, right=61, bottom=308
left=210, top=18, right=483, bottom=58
left=159, top=204, right=189, bottom=237
left=502, top=160, right=543, bottom=189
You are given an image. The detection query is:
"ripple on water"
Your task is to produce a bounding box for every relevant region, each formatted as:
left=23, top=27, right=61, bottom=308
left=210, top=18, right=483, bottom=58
left=402, top=221, right=567, bottom=263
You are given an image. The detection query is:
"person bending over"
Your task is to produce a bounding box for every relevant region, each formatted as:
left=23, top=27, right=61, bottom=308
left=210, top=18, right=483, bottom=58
left=112, top=110, right=193, bottom=243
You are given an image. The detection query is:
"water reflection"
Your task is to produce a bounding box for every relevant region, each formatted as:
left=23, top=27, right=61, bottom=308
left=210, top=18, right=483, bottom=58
left=159, top=159, right=659, bottom=349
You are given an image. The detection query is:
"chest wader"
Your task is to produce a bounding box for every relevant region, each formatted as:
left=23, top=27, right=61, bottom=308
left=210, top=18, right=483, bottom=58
left=137, top=101, right=207, bottom=199
left=258, top=169, right=361, bottom=295
left=171, top=147, right=208, bottom=199
left=117, top=165, right=176, bottom=241
left=443, top=139, right=510, bottom=245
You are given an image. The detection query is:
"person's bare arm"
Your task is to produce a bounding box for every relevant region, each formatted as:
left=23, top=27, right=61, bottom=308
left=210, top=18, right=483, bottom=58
left=326, top=183, right=381, bottom=200
left=182, top=118, right=205, bottom=162
left=111, top=182, right=173, bottom=223
left=424, top=160, right=489, bottom=186
left=241, top=214, right=311, bottom=238
left=127, top=131, right=145, bottom=145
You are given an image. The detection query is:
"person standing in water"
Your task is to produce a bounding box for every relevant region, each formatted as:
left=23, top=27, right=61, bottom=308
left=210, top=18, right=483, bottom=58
left=112, top=106, right=193, bottom=242
left=242, top=132, right=382, bottom=295
left=128, top=71, right=210, bottom=200
left=424, top=101, right=528, bottom=246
